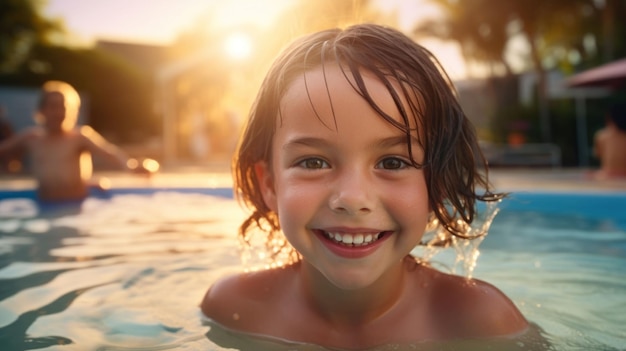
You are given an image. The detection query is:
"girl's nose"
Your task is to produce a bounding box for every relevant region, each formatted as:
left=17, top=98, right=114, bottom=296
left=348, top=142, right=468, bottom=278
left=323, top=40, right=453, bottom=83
left=328, top=169, right=373, bottom=215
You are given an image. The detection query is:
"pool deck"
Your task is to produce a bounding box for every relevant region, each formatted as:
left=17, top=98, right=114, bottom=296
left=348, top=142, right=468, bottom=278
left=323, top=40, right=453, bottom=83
left=1, top=165, right=626, bottom=194
left=485, top=168, right=626, bottom=193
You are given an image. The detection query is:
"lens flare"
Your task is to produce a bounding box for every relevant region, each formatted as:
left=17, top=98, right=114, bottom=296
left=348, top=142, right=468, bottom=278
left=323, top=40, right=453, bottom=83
left=224, top=32, right=252, bottom=60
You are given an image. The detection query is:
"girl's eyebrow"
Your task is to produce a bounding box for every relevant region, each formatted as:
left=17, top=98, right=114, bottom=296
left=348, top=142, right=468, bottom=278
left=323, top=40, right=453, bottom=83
left=282, top=136, right=329, bottom=150
left=282, top=135, right=419, bottom=150
left=376, top=135, right=419, bottom=149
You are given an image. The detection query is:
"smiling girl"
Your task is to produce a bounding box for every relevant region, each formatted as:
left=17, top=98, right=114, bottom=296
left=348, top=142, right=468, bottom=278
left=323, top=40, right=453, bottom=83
left=201, top=23, right=528, bottom=350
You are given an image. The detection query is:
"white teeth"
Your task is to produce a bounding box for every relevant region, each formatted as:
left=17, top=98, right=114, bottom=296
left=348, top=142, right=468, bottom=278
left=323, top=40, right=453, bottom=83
left=353, top=234, right=363, bottom=245
left=325, top=231, right=382, bottom=246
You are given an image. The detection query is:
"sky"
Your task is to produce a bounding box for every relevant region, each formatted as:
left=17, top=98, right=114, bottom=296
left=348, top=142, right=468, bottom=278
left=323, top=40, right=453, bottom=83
left=44, top=0, right=292, bottom=45
left=43, top=0, right=469, bottom=79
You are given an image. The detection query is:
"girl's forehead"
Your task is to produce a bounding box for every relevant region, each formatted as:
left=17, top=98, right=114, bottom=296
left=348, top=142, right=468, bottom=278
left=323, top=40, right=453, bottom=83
left=279, top=64, right=421, bottom=130
left=286, top=64, right=388, bottom=94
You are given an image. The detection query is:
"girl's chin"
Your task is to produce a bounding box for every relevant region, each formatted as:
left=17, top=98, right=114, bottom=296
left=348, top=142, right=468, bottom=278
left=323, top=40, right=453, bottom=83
left=308, top=256, right=398, bottom=291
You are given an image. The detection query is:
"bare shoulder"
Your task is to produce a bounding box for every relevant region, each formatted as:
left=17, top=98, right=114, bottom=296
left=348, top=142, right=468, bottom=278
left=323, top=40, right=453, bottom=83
left=77, top=125, right=97, bottom=140
left=201, top=267, right=292, bottom=331
left=427, top=268, right=529, bottom=338
left=76, top=125, right=108, bottom=148
left=20, top=126, right=43, bottom=140
left=6, top=126, right=43, bottom=147
left=78, top=125, right=95, bottom=134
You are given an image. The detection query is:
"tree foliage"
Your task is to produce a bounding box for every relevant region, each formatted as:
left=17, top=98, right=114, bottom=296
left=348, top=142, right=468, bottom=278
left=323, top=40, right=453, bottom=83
left=416, top=0, right=622, bottom=75
left=415, top=0, right=512, bottom=76
left=0, top=0, right=63, bottom=73
left=417, top=0, right=624, bottom=148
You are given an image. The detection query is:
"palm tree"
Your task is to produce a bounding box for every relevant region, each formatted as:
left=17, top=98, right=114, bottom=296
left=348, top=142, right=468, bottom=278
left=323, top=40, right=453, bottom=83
left=414, top=0, right=511, bottom=77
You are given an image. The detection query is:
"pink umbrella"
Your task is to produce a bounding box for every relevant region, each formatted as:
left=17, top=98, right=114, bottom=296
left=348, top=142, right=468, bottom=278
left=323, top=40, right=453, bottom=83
left=566, top=58, right=626, bottom=88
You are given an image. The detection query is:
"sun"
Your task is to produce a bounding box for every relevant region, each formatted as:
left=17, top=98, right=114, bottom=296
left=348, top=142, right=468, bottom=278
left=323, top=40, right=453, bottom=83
left=224, top=32, right=253, bottom=60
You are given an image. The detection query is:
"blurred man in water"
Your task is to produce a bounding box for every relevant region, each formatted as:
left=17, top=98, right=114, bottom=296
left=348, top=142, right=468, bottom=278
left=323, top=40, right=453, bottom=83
left=0, top=80, right=156, bottom=202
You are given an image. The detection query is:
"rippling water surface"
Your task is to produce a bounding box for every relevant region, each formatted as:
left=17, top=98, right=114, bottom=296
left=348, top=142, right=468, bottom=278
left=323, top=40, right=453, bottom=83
left=0, top=189, right=624, bottom=351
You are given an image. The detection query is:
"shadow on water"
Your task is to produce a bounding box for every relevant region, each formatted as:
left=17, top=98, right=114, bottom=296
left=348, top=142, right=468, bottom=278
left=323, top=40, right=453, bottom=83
left=0, top=225, right=79, bottom=269
left=0, top=210, right=120, bottom=351
left=0, top=283, right=107, bottom=350
left=0, top=269, right=73, bottom=301
left=0, top=219, right=120, bottom=266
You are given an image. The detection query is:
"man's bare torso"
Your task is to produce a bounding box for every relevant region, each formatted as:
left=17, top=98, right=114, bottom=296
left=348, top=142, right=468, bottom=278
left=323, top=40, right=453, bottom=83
left=25, top=128, right=91, bottom=201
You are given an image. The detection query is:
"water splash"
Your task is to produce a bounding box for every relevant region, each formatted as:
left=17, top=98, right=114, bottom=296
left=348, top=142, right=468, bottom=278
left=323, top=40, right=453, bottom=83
left=416, top=200, right=501, bottom=279
left=240, top=230, right=296, bottom=272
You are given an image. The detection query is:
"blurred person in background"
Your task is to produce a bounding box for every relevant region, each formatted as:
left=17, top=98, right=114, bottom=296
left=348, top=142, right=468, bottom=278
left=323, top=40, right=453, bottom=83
left=0, top=80, right=157, bottom=202
left=593, top=103, right=626, bottom=179
left=0, top=105, right=21, bottom=173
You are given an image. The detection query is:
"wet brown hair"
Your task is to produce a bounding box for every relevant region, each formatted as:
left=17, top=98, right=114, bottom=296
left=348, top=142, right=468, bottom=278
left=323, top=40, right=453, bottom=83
left=233, top=23, right=504, bottom=262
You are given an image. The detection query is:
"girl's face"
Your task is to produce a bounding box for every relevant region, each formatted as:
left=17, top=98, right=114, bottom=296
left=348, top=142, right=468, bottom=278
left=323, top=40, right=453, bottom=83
left=256, top=64, right=430, bottom=290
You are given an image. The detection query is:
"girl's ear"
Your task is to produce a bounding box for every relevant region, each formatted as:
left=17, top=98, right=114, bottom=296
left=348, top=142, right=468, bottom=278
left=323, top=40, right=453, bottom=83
left=254, top=161, right=278, bottom=212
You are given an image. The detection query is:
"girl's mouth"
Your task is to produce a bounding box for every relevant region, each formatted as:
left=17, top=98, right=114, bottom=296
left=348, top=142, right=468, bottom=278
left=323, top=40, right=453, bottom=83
left=323, top=231, right=390, bottom=247
left=314, top=229, right=392, bottom=259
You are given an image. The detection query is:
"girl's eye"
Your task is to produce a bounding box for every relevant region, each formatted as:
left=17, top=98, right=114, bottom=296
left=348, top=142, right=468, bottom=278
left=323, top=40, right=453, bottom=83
left=377, top=157, right=409, bottom=170
left=297, top=158, right=329, bottom=169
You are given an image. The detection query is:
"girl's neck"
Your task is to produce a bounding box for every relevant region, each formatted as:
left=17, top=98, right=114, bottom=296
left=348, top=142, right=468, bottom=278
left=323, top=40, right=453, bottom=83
left=294, top=258, right=410, bottom=326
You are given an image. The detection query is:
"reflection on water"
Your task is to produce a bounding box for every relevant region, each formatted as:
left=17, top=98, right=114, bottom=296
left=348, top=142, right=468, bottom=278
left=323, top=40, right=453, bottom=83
left=0, top=190, right=624, bottom=350
left=0, top=192, right=244, bottom=350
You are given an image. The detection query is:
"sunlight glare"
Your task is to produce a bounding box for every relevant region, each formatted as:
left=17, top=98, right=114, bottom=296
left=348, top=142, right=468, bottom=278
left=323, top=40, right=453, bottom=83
left=224, top=33, right=252, bottom=60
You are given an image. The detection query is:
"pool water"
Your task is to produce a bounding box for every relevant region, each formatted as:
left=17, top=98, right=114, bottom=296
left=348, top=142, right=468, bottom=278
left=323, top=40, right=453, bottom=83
left=0, top=189, right=624, bottom=351
left=474, top=192, right=626, bottom=351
